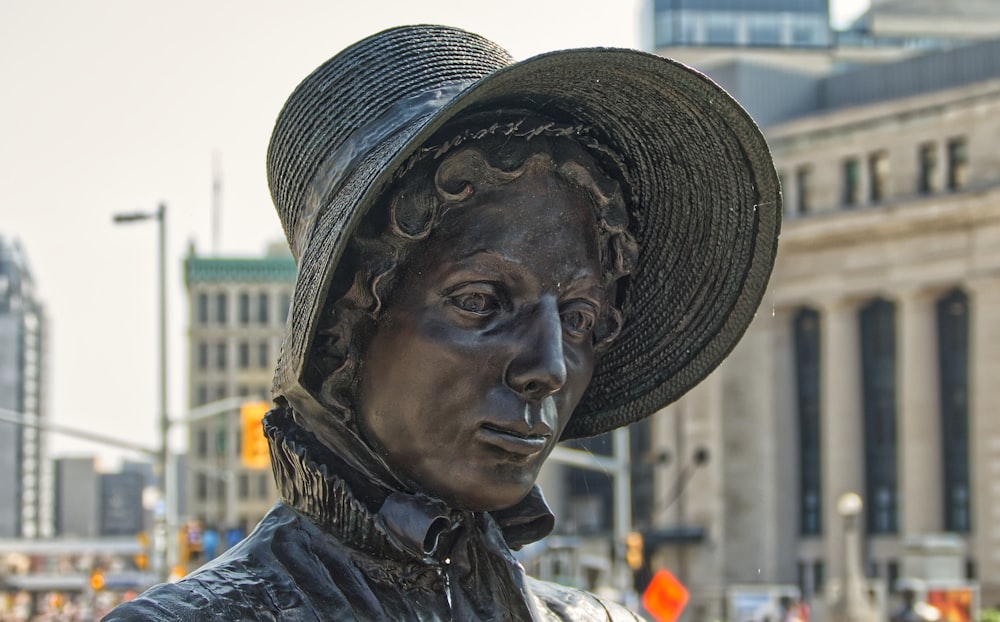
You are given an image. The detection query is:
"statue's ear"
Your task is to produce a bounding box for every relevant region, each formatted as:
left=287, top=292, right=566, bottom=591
left=312, top=356, right=357, bottom=420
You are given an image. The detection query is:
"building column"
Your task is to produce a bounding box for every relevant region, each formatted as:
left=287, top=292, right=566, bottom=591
left=819, top=297, right=864, bottom=584
left=770, top=307, right=799, bottom=580
left=966, top=276, right=1000, bottom=590
left=896, top=288, right=942, bottom=537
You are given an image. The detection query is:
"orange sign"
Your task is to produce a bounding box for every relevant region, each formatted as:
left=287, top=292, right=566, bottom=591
left=643, top=569, right=690, bottom=622
left=240, top=401, right=271, bottom=469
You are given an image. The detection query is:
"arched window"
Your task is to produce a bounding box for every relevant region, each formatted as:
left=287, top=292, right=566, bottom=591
left=937, top=289, right=970, bottom=532
left=794, top=307, right=822, bottom=535
left=860, top=298, right=898, bottom=534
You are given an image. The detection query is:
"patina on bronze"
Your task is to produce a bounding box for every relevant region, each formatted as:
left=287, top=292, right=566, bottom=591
left=106, top=24, right=780, bottom=621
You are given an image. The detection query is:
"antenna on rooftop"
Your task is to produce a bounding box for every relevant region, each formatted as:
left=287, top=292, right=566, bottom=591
left=212, top=151, right=222, bottom=254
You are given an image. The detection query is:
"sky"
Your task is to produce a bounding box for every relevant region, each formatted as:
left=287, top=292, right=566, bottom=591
left=0, top=0, right=870, bottom=469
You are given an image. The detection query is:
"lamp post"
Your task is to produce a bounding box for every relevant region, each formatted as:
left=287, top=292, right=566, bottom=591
left=113, top=202, right=169, bottom=583
left=830, top=492, right=877, bottom=622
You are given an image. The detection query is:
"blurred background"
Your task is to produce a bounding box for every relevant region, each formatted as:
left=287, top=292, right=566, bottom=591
left=3, top=0, right=999, bottom=620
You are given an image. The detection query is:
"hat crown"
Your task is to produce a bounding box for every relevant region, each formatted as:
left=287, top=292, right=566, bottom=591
left=267, top=25, right=514, bottom=260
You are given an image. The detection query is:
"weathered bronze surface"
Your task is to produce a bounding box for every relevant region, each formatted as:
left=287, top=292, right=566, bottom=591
left=105, top=135, right=641, bottom=622
left=104, top=21, right=781, bottom=621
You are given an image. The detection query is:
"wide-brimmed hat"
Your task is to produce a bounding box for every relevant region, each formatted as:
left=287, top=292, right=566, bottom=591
left=267, top=24, right=780, bottom=440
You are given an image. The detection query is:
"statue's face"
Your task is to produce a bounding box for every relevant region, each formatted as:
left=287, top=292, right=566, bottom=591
left=357, top=167, right=605, bottom=511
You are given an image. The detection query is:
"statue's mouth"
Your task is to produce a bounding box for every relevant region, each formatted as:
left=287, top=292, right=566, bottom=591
left=478, top=424, right=549, bottom=456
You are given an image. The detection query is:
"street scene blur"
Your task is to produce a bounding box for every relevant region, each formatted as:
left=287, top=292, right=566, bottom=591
left=3, top=0, right=1000, bottom=620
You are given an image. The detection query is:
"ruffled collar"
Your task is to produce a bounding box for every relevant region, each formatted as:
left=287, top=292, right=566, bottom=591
left=264, top=407, right=554, bottom=561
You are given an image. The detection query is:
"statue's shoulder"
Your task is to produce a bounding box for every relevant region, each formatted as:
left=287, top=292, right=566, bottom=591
left=526, top=576, right=642, bottom=621
left=103, top=505, right=328, bottom=621
left=101, top=547, right=292, bottom=622
left=100, top=574, right=268, bottom=621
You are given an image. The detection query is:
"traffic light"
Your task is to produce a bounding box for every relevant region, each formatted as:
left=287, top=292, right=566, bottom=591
left=134, top=532, right=149, bottom=571
left=625, top=531, right=644, bottom=570
left=89, top=569, right=105, bottom=591
left=240, top=401, right=271, bottom=469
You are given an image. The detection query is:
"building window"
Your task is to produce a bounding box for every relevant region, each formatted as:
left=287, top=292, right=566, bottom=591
left=794, top=308, right=822, bottom=535
left=258, top=474, right=271, bottom=499
left=795, top=166, right=812, bottom=215
left=860, top=298, right=898, bottom=534
left=748, top=17, right=781, bottom=46
left=258, top=292, right=270, bottom=325
left=197, top=342, right=209, bottom=370
left=197, top=293, right=209, bottom=325
left=258, top=341, right=270, bottom=369
left=938, top=289, right=970, bottom=532
left=196, top=384, right=208, bottom=406
left=196, top=427, right=208, bottom=458
left=918, top=142, right=938, bottom=195
left=238, top=341, right=250, bottom=370
left=813, top=561, right=824, bottom=591
left=238, top=474, right=249, bottom=500
left=868, top=150, right=889, bottom=203
left=887, top=561, right=900, bottom=591
left=215, top=292, right=228, bottom=324
left=216, top=342, right=227, bottom=370
left=705, top=13, right=737, bottom=45
left=947, top=137, right=968, bottom=191
left=196, top=473, right=208, bottom=501
left=238, top=293, right=251, bottom=325
left=842, top=157, right=860, bottom=207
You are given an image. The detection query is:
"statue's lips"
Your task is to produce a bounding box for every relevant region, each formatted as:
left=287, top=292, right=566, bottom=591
left=478, top=424, right=549, bottom=456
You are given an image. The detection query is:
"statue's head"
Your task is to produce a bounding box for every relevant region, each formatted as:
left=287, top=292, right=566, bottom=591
left=301, top=127, right=636, bottom=510
left=266, top=25, right=781, bottom=510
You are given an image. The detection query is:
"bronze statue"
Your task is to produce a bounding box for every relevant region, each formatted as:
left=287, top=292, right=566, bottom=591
left=106, top=24, right=780, bottom=621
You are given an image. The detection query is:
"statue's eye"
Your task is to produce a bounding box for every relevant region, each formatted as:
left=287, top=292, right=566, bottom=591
left=451, top=291, right=499, bottom=316
left=561, top=303, right=598, bottom=338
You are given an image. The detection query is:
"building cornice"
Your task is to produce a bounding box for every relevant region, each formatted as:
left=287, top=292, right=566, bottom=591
left=779, top=185, right=1000, bottom=252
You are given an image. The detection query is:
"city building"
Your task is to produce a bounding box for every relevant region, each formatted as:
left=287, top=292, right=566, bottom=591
left=182, top=244, right=295, bottom=543
left=652, top=0, right=832, bottom=51
left=0, top=235, right=50, bottom=539
left=839, top=0, right=1000, bottom=50
left=54, top=457, right=150, bottom=538
left=650, top=0, right=1000, bottom=128
left=639, top=36, right=1000, bottom=622
left=534, top=5, right=1000, bottom=617
left=54, top=457, right=99, bottom=537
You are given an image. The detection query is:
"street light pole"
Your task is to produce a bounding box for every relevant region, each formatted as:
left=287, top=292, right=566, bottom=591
left=113, top=202, right=169, bottom=583
left=830, top=492, right=878, bottom=622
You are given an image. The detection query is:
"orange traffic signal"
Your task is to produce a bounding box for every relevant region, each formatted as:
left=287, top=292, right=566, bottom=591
left=626, top=531, right=644, bottom=570
left=240, top=401, right=271, bottom=469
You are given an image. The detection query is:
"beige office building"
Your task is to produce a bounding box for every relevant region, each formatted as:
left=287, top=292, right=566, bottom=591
left=182, top=246, right=295, bottom=544
left=645, top=41, right=1000, bottom=621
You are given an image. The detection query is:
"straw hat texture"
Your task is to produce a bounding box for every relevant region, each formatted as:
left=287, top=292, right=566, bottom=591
left=267, top=24, right=781, bottom=440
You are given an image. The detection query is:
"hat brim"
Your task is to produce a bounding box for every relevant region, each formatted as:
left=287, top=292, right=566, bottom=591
left=275, top=47, right=780, bottom=440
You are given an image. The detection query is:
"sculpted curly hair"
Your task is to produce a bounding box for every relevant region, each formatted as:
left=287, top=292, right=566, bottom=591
left=304, top=116, right=638, bottom=427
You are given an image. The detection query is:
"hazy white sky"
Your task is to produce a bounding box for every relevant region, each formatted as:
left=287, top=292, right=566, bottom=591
left=0, top=0, right=869, bottom=467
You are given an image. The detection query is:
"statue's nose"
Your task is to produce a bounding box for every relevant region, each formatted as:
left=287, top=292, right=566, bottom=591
left=503, top=299, right=567, bottom=402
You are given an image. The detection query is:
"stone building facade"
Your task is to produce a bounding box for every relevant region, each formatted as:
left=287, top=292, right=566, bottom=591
left=648, top=63, right=1000, bottom=620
